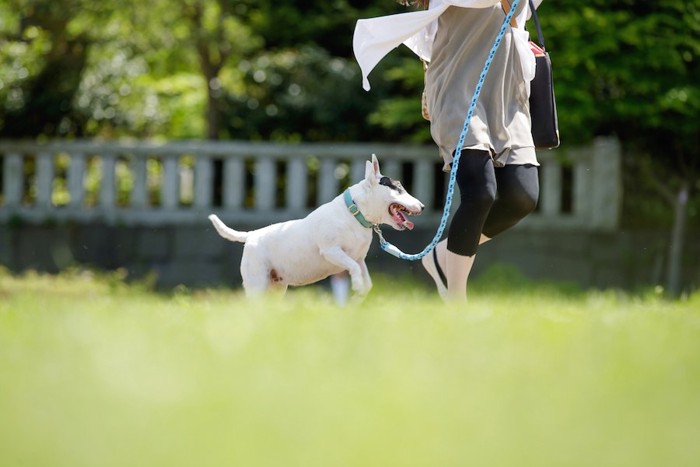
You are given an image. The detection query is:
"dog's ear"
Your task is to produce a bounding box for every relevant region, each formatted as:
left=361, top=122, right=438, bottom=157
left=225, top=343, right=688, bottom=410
left=371, top=153, right=381, bottom=175
left=365, top=153, right=381, bottom=186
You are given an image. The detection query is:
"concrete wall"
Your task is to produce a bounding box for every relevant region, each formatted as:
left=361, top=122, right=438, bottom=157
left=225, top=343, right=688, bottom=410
left=1, top=221, right=698, bottom=293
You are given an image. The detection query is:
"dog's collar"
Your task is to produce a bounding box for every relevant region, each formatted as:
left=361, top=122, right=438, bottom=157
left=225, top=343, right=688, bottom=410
left=343, top=189, right=374, bottom=228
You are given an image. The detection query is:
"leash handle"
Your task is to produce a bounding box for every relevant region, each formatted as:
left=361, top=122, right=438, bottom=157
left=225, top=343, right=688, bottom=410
left=378, top=0, right=521, bottom=261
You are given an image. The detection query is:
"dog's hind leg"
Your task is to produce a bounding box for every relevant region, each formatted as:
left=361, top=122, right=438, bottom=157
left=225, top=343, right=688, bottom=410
left=320, top=246, right=371, bottom=296
left=267, top=268, right=289, bottom=295
left=240, top=251, right=271, bottom=297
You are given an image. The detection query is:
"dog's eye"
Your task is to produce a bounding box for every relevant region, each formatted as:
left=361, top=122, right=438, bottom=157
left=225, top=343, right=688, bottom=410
left=379, top=176, right=400, bottom=191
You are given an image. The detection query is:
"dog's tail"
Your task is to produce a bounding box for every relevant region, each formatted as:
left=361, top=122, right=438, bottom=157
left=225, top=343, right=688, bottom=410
left=208, top=214, right=248, bottom=243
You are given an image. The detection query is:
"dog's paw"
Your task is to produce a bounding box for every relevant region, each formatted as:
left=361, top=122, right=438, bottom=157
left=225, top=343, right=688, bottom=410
left=351, top=277, right=372, bottom=296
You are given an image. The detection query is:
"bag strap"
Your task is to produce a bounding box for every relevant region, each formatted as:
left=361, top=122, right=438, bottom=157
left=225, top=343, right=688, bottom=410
left=528, top=0, right=546, bottom=49
left=501, top=0, right=546, bottom=49
left=500, top=0, right=518, bottom=27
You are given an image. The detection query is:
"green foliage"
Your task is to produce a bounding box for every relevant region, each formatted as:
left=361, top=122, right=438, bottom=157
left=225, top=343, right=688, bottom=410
left=1, top=269, right=700, bottom=467
left=367, top=55, right=431, bottom=143
left=543, top=0, right=699, bottom=156
left=236, top=0, right=402, bottom=55
left=0, top=0, right=698, bottom=224
left=225, top=45, right=399, bottom=142
left=2, top=0, right=696, bottom=155
left=0, top=0, right=127, bottom=136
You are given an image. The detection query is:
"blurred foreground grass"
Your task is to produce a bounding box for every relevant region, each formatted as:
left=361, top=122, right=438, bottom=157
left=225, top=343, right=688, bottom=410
left=1, top=267, right=699, bottom=467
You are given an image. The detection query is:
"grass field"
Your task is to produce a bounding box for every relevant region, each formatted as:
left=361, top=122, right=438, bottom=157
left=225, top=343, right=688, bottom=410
left=1, top=267, right=699, bottom=467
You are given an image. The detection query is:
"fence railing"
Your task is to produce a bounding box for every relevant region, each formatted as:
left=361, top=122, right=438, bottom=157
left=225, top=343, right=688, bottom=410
left=0, top=138, right=621, bottom=230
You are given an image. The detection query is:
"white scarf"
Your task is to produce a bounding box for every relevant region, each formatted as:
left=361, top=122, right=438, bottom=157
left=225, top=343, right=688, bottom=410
left=353, top=0, right=544, bottom=91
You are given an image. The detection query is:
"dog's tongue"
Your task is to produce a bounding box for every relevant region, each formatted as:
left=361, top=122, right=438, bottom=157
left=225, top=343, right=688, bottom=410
left=393, top=210, right=414, bottom=230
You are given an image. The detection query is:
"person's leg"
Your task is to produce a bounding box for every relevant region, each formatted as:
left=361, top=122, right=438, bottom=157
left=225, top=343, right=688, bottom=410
left=423, top=160, right=539, bottom=301
left=330, top=271, right=350, bottom=306
left=422, top=234, right=491, bottom=300
left=422, top=150, right=496, bottom=301
left=481, top=164, right=539, bottom=238
left=421, top=240, right=449, bottom=299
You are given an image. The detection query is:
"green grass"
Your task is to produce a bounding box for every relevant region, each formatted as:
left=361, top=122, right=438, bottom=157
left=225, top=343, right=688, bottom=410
left=1, top=267, right=699, bottom=467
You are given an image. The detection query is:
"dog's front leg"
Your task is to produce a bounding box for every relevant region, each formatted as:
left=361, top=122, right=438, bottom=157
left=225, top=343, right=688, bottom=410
left=358, top=259, right=372, bottom=293
left=320, top=246, right=371, bottom=296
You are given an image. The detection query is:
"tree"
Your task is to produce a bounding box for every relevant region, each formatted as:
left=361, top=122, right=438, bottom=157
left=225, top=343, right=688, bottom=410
left=235, top=0, right=397, bottom=56
left=224, top=45, right=401, bottom=142
left=177, top=0, right=259, bottom=140
left=0, top=0, right=112, bottom=137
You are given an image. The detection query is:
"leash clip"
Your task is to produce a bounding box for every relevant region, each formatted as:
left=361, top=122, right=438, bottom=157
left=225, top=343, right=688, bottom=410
left=372, top=225, right=403, bottom=259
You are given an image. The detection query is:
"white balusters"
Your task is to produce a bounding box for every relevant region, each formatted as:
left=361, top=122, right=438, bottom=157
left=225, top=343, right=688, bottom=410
left=351, top=159, right=365, bottom=184
left=255, top=156, right=275, bottom=210
left=413, top=159, right=434, bottom=210
left=100, top=153, right=116, bottom=210
left=0, top=139, right=621, bottom=230
left=161, top=156, right=179, bottom=209
left=573, top=157, right=593, bottom=220
left=36, top=153, right=54, bottom=208
left=590, top=137, right=622, bottom=231
left=194, top=156, right=213, bottom=209
left=223, top=158, right=244, bottom=209
left=131, top=156, right=148, bottom=209
left=540, top=160, right=562, bottom=217
left=3, top=152, right=23, bottom=207
left=382, top=160, right=400, bottom=180
left=67, top=153, right=86, bottom=208
left=318, top=158, right=337, bottom=204
left=287, top=157, right=307, bottom=211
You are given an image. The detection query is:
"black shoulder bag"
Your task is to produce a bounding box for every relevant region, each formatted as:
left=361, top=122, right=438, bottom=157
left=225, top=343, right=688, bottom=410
left=527, top=0, right=560, bottom=148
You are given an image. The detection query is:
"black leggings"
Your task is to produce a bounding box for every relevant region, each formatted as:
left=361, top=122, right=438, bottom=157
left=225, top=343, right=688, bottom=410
left=446, top=149, right=539, bottom=257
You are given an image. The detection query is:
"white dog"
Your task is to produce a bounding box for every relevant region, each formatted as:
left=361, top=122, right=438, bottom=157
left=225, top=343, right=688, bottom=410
left=209, top=154, right=423, bottom=297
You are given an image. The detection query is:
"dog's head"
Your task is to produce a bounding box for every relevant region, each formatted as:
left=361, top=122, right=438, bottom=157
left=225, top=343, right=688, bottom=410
left=362, top=154, right=424, bottom=231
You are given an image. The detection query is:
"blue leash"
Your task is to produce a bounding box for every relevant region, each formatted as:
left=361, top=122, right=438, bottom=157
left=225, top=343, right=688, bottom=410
left=375, top=0, right=521, bottom=261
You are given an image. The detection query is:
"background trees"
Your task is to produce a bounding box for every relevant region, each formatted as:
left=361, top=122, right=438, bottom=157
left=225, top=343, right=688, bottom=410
left=1, top=0, right=698, bottom=230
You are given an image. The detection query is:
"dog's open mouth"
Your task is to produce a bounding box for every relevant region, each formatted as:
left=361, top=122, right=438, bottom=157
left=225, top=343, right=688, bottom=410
left=389, top=203, right=418, bottom=230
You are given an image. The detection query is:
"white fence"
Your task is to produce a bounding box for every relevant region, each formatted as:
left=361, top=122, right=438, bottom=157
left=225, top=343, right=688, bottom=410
left=0, top=138, right=621, bottom=230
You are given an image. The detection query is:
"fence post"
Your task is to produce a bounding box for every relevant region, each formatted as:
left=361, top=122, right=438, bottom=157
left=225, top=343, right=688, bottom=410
left=287, top=157, right=307, bottom=211
left=3, top=153, right=23, bottom=207
left=590, top=137, right=622, bottom=230
left=351, top=159, right=366, bottom=186
left=162, top=155, right=179, bottom=209
left=131, top=156, right=148, bottom=209
left=36, top=152, right=54, bottom=208
left=255, top=156, right=276, bottom=210
left=67, top=153, right=86, bottom=208
left=573, top=154, right=594, bottom=224
left=223, top=158, right=244, bottom=209
left=318, top=158, right=337, bottom=204
left=540, top=160, right=562, bottom=217
left=382, top=159, right=400, bottom=180
left=100, top=153, right=116, bottom=210
left=194, top=156, right=213, bottom=209
left=413, top=159, right=434, bottom=212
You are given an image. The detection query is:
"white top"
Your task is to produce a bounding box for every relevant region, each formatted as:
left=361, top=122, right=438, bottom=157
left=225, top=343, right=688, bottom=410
left=353, top=0, right=543, bottom=169
left=353, top=0, right=543, bottom=91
